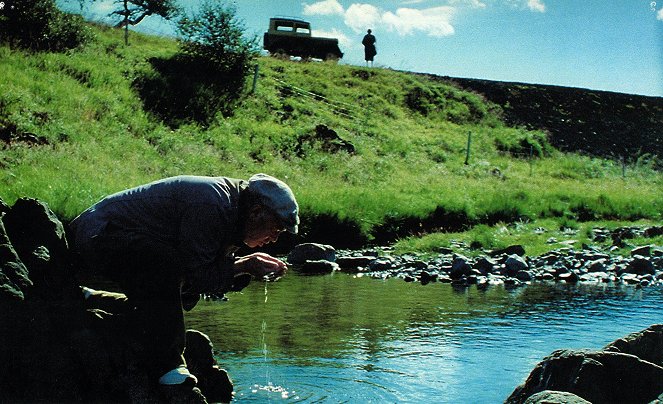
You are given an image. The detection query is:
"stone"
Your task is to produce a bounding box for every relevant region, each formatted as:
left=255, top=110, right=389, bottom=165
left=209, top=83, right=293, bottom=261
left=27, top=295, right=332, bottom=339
left=0, top=219, right=32, bottom=301
left=489, top=244, right=526, bottom=257
left=298, top=260, right=339, bottom=274
left=631, top=245, right=651, bottom=257
left=336, top=256, right=376, bottom=271
left=503, top=254, right=528, bottom=277
left=524, top=390, right=590, bottom=404
left=287, top=243, right=336, bottom=265
left=507, top=324, right=663, bottom=404
left=368, top=257, right=395, bottom=271
left=450, top=255, right=472, bottom=279
left=623, top=257, right=655, bottom=275
left=473, top=256, right=496, bottom=275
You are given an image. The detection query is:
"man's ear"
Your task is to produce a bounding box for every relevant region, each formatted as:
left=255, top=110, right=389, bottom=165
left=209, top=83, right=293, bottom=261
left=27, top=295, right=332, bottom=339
left=248, top=203, right=264, bottom=218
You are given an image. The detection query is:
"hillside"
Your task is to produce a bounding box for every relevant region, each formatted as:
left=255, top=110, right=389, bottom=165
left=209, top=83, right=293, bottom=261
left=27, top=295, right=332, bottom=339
left=437, top=76, right=663, bottom=160
left=0, top=23, right=661, bottom=252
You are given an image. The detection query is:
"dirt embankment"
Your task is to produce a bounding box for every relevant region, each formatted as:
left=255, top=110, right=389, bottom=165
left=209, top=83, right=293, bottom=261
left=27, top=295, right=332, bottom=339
left=427, top=75, right=663, bottom=161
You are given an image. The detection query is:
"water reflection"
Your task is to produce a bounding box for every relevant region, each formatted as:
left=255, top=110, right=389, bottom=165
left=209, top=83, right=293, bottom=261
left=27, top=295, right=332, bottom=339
left=186, top=273, right=663, bottom=403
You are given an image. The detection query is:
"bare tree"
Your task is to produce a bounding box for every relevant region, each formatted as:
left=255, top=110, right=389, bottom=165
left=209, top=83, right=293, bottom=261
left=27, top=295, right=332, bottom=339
left=109, top=0, right=179, bottom=45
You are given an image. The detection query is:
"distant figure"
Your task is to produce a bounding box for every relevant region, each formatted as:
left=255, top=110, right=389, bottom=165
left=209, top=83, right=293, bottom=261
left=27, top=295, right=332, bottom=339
left=362, top=29, right=377, bottom=67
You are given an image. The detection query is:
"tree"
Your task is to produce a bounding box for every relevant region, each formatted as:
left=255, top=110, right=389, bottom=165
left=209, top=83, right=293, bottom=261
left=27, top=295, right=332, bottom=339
left=110, top=0, right=179, bottom=45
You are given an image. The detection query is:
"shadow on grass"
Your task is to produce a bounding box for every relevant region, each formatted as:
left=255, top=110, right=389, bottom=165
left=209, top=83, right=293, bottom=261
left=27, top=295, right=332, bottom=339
left=133, top=55, right=246, bottom=127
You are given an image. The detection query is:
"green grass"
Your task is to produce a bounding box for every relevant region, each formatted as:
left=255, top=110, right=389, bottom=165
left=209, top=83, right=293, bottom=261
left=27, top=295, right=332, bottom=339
left=1, top=23, right=661, bottom=251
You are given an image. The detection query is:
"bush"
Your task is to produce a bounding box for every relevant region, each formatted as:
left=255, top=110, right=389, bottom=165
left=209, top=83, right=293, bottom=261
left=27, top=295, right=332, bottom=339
left=0, top=0, right=91, bottom=51
left=177, top=1, right=258, bottom=75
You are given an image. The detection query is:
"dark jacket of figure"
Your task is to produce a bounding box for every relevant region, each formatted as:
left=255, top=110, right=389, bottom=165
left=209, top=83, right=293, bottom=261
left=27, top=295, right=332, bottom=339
left=362, top=31, right=377, bottom=61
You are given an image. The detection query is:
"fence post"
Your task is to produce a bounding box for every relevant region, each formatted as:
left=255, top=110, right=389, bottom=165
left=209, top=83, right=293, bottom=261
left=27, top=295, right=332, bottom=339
left=464, top=131, right=471, bottom=165
left=251, top=64, right=259, bottom=94
left=529, top=145, right=533, bottom=176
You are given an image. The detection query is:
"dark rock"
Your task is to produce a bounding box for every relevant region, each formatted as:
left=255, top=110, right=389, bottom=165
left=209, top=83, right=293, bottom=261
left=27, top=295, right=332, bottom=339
left=287, top=243, right=336, bottom=265
left=515, top=270, right=533, bottom=282
left=368, top=257, right=395, bottom=271
left=0, top=219, right=32, bottom=301
left=336, top=256, right=376, bottom=271
left=473, top=256, right=496, bottom=275
left=631, top=245, right=652, bottom=257
left=506, top=349, right=663, bottom=404
left=503, top=254, right=528, bottom=277
left=489, top=245, right=526, bottom=257
left=623, top=257, right=655, bottom=275
left=185, top=330, right=234, bottom=403
left=0, top=197, right=9, bottom=215
left=298, top=260, right=339, bottom=274
left=2, top=198, right=75, bottom=300
left=603, top=324, right=663, bottom=367
left=450, top=255, right=472, bottom=279
left=585, top=258, right=606, bottom=273
left=644, top=226, right=663, bottom=238
left=523, top=390, right=590, bottom=404
left=558, top=271, right=579, bottom=283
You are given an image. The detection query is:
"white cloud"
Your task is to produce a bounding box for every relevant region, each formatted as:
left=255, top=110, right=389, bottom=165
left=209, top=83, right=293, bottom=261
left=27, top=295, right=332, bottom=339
left=344, top=3, right=382, bottom=33
left=303, top=0, right=345, bottom=16
left=382, top=6, right=456, bottom=37
left=657, top=8, right=663, bottom=21
left=526, top=0, right=546, bottom=13
left=449, top=0, right=487, bottom=9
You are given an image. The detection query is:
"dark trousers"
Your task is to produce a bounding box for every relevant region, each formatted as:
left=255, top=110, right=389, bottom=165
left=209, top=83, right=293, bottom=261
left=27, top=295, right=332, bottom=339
left=76, top=228, right=186, bottom=378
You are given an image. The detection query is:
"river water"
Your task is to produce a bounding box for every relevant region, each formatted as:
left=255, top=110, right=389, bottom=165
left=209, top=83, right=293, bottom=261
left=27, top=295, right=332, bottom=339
left=185, top=272, right=663, bottom=403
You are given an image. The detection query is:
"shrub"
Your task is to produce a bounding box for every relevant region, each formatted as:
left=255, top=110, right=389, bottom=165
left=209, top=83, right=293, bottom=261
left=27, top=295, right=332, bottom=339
left=0, top=0, right=91, bottom=51
left=177, top=1, right=258, bottom=75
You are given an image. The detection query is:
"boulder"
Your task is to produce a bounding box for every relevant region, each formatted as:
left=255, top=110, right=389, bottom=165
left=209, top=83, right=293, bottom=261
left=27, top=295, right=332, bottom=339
left=524, top=390, right=590, bottom=404
left=507, top=324, right=663, bottom=404
left=623, top=257, right=655, bottom=275
left=450, top=255, right=472, bottom=279
left=287, top=243, right=336, bottom=265
left=0, top=219, right=32, bottom=301
left=503, top=254, right=528, bottom=277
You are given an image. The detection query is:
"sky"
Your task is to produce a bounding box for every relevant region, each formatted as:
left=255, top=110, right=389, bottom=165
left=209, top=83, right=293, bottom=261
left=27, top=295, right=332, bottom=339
left=60, top=0, right=663, bottom=97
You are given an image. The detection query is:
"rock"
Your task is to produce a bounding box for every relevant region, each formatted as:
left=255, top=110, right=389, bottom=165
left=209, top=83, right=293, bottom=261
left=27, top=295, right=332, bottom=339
left=0, top=219, right=32, bottom=301
left=623, top=257, right=655, bottom=275
left=603, top=324, right=663, bottom=367
left=503, top=254, right=528, bottom=277
left=287, top=243, right=336, bottom=265
left=644, top=226, right=663, bottom=238
left=631, top=245, right=652, bottom=257
left=558, top=271, right=579, bottom=283
left=515, top=270, right=533, bottom=282
left=507, top=325, right=663, bottom=404
left=184, top=330, right=234, bottom=403
left=450, top=255, right=472, bottom=279
left=336, top=256, right=376, bottom=271
left=2, top=198, right=76, bottom=300
left=473, top=256, right=496, bottom=275
left=524, top=390, right=590, bottom=404
left=585, top=258, right=606, bottom=273
left=489, top=244, right=526, bottom=257
left=368, top=256, right=395, bottom=271
left=298, top=260, right=339, bottom=274
left=0, top=197, right=9, bottom=215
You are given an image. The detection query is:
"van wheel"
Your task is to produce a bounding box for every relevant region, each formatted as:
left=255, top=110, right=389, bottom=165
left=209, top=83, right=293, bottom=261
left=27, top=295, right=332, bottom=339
left=272, top=49, right=288, bottom=60
left=324, top=53, right=339, bottom=62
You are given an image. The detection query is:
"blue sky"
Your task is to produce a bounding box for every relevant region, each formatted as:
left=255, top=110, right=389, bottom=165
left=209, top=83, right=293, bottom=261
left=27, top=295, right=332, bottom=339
left=61, top=0, right=663, bottom=96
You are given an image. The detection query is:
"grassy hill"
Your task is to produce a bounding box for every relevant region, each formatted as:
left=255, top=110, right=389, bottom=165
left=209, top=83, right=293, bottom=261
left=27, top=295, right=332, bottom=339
left=1, top=23, right=661, bottom=253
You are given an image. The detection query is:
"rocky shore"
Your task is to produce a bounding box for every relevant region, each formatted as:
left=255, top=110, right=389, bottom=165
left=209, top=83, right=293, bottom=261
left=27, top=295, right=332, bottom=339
left=287, top=228, right=663, bottom=289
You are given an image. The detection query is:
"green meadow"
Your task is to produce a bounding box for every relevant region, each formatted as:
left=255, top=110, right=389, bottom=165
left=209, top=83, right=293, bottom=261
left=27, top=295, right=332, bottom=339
left=1, top=23, right=661, bottom=253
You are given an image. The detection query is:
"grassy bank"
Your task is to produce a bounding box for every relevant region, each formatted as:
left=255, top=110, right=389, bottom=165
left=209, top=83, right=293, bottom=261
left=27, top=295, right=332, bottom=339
left=1, top=23, right=661, bottom=250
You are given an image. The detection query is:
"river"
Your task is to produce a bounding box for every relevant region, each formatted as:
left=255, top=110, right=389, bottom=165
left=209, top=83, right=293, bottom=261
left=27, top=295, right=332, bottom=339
left=185, top=272, right=663, bottom=403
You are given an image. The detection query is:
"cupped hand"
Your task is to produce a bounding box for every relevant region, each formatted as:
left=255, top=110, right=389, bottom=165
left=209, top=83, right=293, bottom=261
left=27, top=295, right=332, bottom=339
left=234, top=252, right=288, bottom=280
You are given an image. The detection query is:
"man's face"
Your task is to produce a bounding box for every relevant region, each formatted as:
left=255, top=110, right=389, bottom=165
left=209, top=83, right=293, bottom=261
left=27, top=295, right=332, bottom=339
left=243, top=205, right=286, bottom=248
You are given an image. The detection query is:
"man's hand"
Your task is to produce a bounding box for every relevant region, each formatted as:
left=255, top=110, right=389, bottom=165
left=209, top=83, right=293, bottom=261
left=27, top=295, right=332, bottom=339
left=233, top=253, right=287, bottom=280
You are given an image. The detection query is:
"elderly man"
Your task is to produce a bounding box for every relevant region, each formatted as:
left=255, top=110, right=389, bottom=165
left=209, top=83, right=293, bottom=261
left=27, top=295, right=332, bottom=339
left=70, top=173, right=298, bottom=388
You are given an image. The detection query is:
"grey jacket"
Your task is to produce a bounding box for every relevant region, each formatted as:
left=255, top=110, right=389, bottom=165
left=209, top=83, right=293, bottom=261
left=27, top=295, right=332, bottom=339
left=71, top=175, right=248, bottom=297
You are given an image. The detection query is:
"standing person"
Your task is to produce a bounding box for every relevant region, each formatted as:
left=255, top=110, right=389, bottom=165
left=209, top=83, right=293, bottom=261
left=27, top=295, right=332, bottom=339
left=70, top=174, right=299, bottom=390
left=362, top=29, right=377, bottom=67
